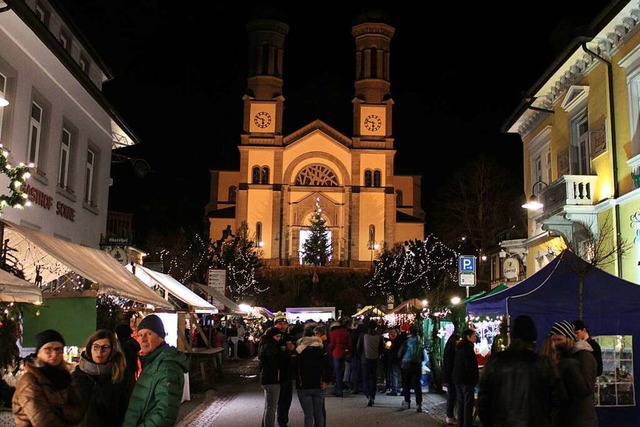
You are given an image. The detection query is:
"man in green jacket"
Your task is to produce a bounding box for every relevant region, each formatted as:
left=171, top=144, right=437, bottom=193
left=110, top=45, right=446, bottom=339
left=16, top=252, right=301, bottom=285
left=123, top=314, right=189, bottom=427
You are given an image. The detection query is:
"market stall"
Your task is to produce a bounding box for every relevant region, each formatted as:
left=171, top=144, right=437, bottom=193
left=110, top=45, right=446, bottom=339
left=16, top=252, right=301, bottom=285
left=0, top=268, right=42, bottom=304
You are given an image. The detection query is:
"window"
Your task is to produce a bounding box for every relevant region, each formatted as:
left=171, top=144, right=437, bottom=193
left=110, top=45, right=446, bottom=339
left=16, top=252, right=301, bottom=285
left=570, top=109, right=590, bottom=175
left=58, top=128, right=71, bottom=188
left=0, top=72, right=6, bottom=141
left=368, top=225, right=376, bottom=249
left=79, top=55, right=90, bottom=74
left=373, top=170, right=382, bottom=187
left=28, top=102, right=43, bottom=166
left=396, top=190, right=404, bottom=206
left=228, top=186, right=237, bottom=203
left=261, top=166, right=269, bottom=184
left=364, top=170, right=372, bottom=187
left=84, top=148, right=95, bottom=205
left=595, top=335, right=635, bottom=406
left=252, top=166, right=260, bottom=184
left=34, top=2, right=49, bottom=25
left=294, top=164, right=339, bottom=186
left=58, top=32, right=69, bottom=51
left=256, top=222, right=263, bottom=246
left=528, top=126, right=552, bottom=183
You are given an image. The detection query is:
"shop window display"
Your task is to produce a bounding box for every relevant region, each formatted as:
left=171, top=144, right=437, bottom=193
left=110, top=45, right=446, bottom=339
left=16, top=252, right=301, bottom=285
left=594, top=335, right=635, bottom=407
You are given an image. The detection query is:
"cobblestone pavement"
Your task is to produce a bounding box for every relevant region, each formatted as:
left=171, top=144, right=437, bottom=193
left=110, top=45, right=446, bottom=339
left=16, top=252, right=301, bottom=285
left=176, top=357, right=450, bottom=426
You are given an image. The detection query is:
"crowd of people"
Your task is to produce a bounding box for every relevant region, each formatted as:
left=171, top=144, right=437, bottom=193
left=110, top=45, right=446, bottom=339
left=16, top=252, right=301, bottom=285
left=255, top=312, right=602, bottom=427
left=257, top=313, right=432, bottom=427
left=5, top=310, right=603, bottom=427
left=10, top=313, right=187, bottom=427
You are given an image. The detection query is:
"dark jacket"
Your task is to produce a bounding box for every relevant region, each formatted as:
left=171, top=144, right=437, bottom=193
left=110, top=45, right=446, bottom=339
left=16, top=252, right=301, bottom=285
left=278, top=328, right=296, bottom=383
left=452, top=338, right=479, bottom=386
left=258, top=334, right=282, bottom=385
left=477, top=339, right=567, bottom=427
left=441, top=337, right=457, bottom=385
left=586, top=337, right=603, bottom=377
left=397, top=335, right=424, bottom=370
left=118, top=337, right=141, bottom=379
left=71, top=352, right=135, bottom=427
left=12, top=360, right=84, bottom=427
left=292, top=336, right=332, bottom=389
left=555, top=341, right=598, bottom=427
left=122, top=343, right=188, bottom=427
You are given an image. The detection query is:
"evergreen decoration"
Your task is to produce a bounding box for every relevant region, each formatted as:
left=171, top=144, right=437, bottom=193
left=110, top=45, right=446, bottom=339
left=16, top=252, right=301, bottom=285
left=301, top=198, right=332, bottom=266
left=0, top=313, right=20, bottom=373
left=364, top=236, right=459, bottom=304
left=209, top=221, right=266, bottom=300
left=0, top=145, right=31, bottom=210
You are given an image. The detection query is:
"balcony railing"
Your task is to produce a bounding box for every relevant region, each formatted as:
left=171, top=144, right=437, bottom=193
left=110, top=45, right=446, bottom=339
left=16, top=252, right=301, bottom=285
left=540, top=175, right=598, bottom=214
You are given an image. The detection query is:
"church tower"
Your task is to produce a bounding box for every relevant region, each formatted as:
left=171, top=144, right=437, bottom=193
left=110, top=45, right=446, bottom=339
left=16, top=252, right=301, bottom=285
left=351, top=19, right=395, bottom=150
left=241, top=19, right=289, bottom=146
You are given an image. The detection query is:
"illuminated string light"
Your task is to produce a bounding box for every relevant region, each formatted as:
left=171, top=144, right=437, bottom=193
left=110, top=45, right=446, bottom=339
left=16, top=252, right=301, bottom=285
left=0, top=146, right=31, bottom=209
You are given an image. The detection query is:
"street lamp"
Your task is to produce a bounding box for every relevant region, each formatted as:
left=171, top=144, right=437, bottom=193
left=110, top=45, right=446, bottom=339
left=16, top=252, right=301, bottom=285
left=522, top=180, right=549, bottom=210
left=0, top=96, right=8, bottom=107
left=369, top=240, right=380, bottom=265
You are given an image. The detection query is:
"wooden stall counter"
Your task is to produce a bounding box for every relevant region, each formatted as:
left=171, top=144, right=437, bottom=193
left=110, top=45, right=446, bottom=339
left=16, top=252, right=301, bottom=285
left=184, top=347, right=224, bottom=392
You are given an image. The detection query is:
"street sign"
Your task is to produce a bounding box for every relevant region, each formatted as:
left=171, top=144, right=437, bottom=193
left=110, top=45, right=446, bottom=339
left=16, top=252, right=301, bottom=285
left=459, top=255, right=475, bottom=273
left=459, top=255, right=476, bottom=288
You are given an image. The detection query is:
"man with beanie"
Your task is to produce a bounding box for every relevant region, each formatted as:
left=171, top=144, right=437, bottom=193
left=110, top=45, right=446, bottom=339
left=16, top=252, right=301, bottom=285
left=273, top=312, right=295, bottom=427
left=572, top=319, right=603, bottom=377
left=123, top=314, right=189, bottom=427
left=550, top=319, right=598, bottom=427
left=478, top=315, right=567, bottom=427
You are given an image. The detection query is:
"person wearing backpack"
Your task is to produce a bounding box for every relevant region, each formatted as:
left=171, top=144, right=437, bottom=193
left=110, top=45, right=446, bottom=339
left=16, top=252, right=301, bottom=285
left=397, top=324, right=425, bottom=413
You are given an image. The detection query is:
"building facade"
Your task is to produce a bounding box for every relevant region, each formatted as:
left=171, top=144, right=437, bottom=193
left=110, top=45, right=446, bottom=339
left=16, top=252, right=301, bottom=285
left=505, top=0, right=640, bottom=282
left=205, top=17, right=425, bottom=268
left=0, top=0, right=137, bottom=246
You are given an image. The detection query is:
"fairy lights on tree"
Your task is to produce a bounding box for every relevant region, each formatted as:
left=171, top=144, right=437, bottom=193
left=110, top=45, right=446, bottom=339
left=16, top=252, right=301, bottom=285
left=301, top=198, right=332, bottom=266
left=365, top=235, right=459, bottom=305
left=210, top=221, right=266, bottom=300
left=0, top=145, right=31, bottom=210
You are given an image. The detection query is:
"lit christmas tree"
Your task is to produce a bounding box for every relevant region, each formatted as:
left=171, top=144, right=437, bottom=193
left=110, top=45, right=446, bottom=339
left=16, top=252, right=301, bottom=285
left=301, top=198, right=332, bottom=266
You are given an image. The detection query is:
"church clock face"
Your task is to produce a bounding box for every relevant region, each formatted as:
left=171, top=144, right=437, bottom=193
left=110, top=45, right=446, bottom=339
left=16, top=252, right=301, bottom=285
left=253, top=111, right=272, bottom=129
left=364, top=114, right=382, bottom=132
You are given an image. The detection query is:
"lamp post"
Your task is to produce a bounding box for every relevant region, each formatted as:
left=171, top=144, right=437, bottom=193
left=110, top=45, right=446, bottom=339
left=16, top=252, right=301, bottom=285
left=522, top=180, right=549, bottom=210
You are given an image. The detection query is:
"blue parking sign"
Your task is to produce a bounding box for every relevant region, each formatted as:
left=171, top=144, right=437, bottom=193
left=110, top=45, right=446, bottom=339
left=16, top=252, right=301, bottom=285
left=459, top=255, right=475, bottom=273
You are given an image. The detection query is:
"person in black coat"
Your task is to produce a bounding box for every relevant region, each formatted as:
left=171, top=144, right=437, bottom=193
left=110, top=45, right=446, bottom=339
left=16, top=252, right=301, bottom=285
left=478, top=315, right=567, bottom=427
left=115, top=323, right=140, bottom=379
left=72, top=329, right=135, bottom=427
left=442, top=332, right=460, bottom=425
left=259, top=327, right=284, bottom=427
left=452, top=328, right=479, bottom=427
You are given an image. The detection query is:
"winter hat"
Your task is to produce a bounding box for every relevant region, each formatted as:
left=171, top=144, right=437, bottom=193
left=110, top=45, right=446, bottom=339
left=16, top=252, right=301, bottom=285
left=512, top=314, right=537, bottom=342
left=137, top=314, right=166, bottom=338
left=550, top=320, right=575, bottom=339
left=572, top=319, right=587, bottom=331
left=266, top=327, right=282, bottom=339
left=274, top=312, right=287, bottom=324
left=35, top=329, right=65, bottom=354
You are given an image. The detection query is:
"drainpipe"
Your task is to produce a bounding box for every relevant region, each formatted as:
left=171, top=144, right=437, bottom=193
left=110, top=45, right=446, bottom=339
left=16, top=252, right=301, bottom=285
left=581, top=42, right=623, bottom=275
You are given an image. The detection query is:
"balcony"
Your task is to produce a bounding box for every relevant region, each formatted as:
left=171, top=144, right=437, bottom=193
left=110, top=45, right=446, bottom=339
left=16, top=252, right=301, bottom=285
left=539, top=175, right=598, bottom=216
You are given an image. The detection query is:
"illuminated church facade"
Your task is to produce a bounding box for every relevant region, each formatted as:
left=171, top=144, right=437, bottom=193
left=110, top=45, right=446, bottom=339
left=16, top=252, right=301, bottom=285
left=205, top=16, right=425, bottom=268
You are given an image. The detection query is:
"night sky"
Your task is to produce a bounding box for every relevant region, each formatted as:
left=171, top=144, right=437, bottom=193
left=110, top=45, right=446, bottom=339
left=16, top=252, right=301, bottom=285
left=56, top=1, right=610, bottom=242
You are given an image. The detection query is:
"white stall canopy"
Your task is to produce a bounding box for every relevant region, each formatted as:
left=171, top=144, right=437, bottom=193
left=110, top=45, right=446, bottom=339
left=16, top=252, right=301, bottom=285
left=190, top=282, right=246, bottom=315
left=127, top=264, right=218, bottom=313
left=0, top=219, right=172, bottom=310
left=0, top=268, right=42, bottom=304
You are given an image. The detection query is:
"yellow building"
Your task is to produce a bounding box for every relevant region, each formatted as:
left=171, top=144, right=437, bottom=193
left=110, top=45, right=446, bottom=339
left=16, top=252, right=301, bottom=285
left=505, top=0, right=640, bottom=281
left=205, top=17, right=425, bottom=268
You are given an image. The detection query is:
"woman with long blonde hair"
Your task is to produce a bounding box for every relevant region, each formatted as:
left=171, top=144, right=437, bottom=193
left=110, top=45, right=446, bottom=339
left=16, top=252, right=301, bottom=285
left=71, top=329, right=134, bottom=427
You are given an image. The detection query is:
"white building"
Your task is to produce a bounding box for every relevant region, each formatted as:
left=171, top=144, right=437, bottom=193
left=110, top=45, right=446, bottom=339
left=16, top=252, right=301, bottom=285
left=0, top=0, right=137, bottom=245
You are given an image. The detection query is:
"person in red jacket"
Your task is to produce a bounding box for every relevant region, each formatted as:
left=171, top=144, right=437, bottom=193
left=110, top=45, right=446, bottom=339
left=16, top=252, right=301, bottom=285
left=329, top=317, right=351, bottom=397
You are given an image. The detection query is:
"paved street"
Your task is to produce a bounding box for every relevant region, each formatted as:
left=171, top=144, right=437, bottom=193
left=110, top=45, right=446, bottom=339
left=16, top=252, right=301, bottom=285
left=176, top=357, right=451, bottom=427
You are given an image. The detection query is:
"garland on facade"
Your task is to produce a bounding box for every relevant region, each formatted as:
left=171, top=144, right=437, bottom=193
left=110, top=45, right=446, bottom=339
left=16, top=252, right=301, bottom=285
left=0, top=145, right=31, bottom=209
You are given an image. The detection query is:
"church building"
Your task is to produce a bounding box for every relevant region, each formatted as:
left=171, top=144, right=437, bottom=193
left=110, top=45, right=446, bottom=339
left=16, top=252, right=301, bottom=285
left=205, top=15, right=425, bottom=268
